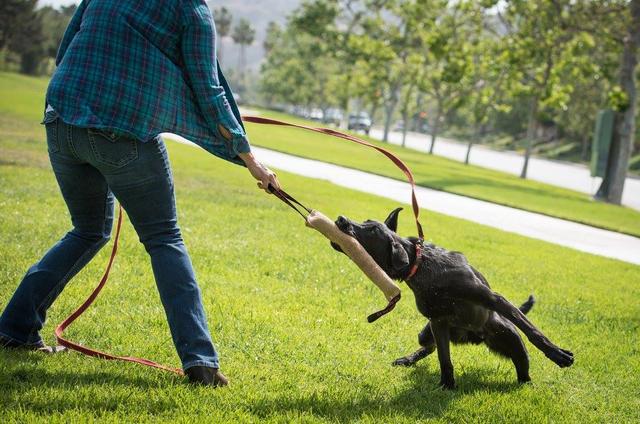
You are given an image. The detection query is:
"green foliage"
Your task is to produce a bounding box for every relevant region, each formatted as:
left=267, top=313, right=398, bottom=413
left=609, top=85, right=631, bottom=112
left=213, top=7, right=233, bottom=38
left=0, top=1, right=75, bottom=75
left=260, top=0, right=639, bottom=162
left=231, top=18, right=256, bottom=46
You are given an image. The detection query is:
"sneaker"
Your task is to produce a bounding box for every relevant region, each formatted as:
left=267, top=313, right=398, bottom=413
left=0, top=335, right=67, bottom=354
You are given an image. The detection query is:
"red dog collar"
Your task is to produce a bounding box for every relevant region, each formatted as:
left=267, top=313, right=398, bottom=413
left=405, top=241, right=423, bottom=281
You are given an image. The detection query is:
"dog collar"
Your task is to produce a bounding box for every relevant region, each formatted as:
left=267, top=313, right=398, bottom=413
left=404, top=240, right=423, bottom=281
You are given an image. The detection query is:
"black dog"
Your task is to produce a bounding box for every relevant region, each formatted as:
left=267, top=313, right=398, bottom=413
left=331, top=207, right=574, bottom=389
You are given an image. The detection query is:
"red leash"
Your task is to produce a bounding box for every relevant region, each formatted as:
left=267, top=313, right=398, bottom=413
left=242, top=115, right=425, bottom=242
left=54, top=205, right=183, bottom=375
left=55, top=115, right=425, bottom=375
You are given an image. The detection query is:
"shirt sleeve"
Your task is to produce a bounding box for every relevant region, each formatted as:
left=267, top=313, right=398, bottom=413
left=180, top=7, right=251, bottom=157
left=55, top=0, right=89, bottom=66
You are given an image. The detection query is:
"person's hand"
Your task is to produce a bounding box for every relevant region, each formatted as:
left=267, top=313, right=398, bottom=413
left=238, top=152, right=281, bottom=194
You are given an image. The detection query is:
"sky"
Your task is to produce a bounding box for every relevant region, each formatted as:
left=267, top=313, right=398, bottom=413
left=38, top=0, right=78, bottom=7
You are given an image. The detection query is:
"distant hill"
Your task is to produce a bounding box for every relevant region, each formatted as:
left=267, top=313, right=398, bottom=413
left=206, top=1, right=300, bottom=72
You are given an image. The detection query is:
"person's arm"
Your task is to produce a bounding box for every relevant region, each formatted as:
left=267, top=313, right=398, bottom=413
left=238, top=152, right=281, bottom=194
left=180, top=5, right=251, bottom=158
left=55, top=0, right=89, bottom=66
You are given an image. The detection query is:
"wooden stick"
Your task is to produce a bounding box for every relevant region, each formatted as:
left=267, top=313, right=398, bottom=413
left=305, top=210, right=401, bottom=301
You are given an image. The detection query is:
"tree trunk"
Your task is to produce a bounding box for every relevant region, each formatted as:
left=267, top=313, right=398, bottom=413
left=465, top=123, right=483, bottom=165
left=413, top=93, right=424, bottom=131
left=238, top=43, right=246, bottom=82
left=340, top=73, right=352, bottom=130
left=369, top=101, right=379, bottom=128
left=401, top=108, right=408, bottom=147
left=383, top=87, right=399, bottom=142
left=595, top=0, right=640, bottom=204
left=428, top=106, right=441, bottom=154
left=580, top=135, right=590, bottom=162
left=218, top=37, right=225, bottom=64
left=520, top=96, right=539, bottom=179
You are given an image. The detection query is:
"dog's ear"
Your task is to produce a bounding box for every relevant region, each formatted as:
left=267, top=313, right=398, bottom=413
left=384, top=207, right=403, bottom=233
left=391, top=241, right=410, bottom=271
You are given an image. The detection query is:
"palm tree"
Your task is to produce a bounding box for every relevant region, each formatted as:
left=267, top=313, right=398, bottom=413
left=213, top=7, right=232, bottom=63
left=231, top=18, right=255, bottom=81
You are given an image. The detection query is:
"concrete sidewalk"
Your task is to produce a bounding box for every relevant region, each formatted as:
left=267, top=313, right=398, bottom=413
left=165, top=135, right=640, bottom=266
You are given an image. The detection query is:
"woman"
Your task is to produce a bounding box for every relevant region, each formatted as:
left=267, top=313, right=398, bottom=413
left=0, top=0, right=280, bottom=387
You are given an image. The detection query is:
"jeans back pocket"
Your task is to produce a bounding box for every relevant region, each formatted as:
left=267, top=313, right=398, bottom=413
left=42, top=112, right=60, bottom=153
left=88, top=128, right=139, bottom=168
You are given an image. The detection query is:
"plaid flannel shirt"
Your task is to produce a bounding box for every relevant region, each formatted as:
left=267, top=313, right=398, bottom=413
left=46, top=0, right=250, bottom=166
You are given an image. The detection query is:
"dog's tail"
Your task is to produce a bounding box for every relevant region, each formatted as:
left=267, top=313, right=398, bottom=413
left=519, top=295, right=535, bottom=315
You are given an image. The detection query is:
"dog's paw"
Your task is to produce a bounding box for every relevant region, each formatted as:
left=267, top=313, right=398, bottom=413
left=546, top=347, right=574, bottom=368
left=392, top=357, right=415, bottom=367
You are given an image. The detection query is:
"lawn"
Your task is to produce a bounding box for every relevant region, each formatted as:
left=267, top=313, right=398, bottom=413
left=245, top=108, right=640, bottom=237
left=1, top=72, right=639, bottom=422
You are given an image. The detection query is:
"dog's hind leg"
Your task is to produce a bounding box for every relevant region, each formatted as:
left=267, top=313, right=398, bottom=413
left=484, top=314, right=531, bottom=383
left=448, top=280, right=573, bottom=368
left=392, top=322, right=436, bottom=367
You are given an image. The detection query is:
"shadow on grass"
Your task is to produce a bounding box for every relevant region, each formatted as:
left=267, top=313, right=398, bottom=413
left=0, top=350, right=524, bottom=420
left=249, top=364, right=524, bottom=421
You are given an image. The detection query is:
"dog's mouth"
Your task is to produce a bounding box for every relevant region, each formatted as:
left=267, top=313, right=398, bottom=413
left=331, top=216, right=356, bottom=253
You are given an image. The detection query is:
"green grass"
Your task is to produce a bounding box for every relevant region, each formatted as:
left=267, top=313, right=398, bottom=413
left=1, top=72, right=639, bottom=422
left=245, top=108, right=640, bottom=237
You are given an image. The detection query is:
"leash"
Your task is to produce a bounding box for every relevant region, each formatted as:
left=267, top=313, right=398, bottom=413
left=242, top=115, right=425, bottom=242
left=242, top=115, right=425, bottom=284
left=54, top=205, right=183, bottom=375
left=54, top=115, right=425, bottom=375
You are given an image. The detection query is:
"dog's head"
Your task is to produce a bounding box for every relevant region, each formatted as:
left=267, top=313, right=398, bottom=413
left=331, top=207, right=410, bottom=277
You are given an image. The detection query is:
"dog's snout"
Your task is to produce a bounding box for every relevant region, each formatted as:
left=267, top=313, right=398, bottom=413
left=336, top=216, right=348, bottom=225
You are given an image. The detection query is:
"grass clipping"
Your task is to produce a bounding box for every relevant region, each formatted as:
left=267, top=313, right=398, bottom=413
left=305, top=210, right=401, bottom=322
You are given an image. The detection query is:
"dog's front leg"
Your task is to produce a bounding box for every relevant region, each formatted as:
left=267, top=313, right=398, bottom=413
left=431, top=319, right=455, bottom=389
left=393, top=322, right=436, bottom=367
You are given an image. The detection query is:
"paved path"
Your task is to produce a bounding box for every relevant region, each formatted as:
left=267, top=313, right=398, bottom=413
left=165, top=134, right=640, bottom=266
left=369, top=128, right=640, bottom=210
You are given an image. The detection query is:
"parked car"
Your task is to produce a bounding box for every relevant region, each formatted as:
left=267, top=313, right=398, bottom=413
left=309, top=108, right=323, bottom=121
left=323, top=108, right=343, bottom=126
left=348, top=112, right=372, bottom=134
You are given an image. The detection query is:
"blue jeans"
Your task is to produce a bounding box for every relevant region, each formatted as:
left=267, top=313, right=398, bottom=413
left=0, top=114, right=219, bottom=371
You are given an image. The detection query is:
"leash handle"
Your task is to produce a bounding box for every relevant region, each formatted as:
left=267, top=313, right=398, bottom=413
left=244, top=115, right=424, bottom=241
left=268, top=184, right=312, bottom=220
left=367, top=293, right=401, bottom=323
left=54, top=205, right=184, bottom=376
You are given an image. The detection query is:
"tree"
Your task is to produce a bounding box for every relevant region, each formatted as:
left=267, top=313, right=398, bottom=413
left=416, top=0, right=478, bottom=154
left=8, top=0, right=44, bottom=75
left=39, top=5, right=77, bottom=58
left=0, top=0, right=34, bottom=51
left=596, top=0, right=640, bottom=204
left=260, top=24, right=339, bottom=112
left=213, top=7, right=232, bottom=63
left=463, top=11, right=510, bottom=164
left=288, top=0, right=368, bottom=129
left=231, top=18, right=256, bottom=90
left=263, top=21, right=281, bottom=54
